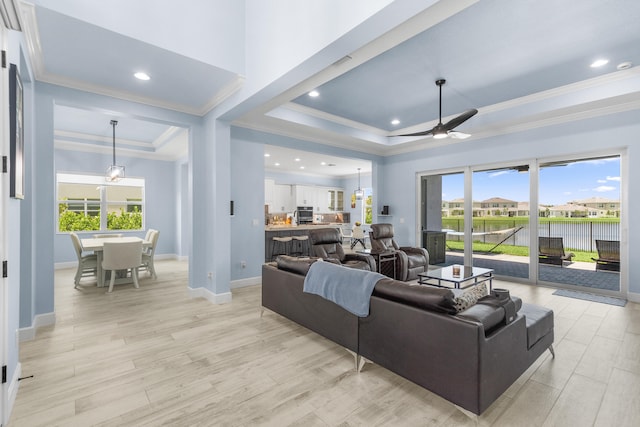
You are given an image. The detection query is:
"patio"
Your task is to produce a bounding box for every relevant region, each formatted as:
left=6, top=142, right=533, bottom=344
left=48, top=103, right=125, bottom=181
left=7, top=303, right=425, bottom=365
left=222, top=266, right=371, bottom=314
left=442, top=251, right=620, bottom=292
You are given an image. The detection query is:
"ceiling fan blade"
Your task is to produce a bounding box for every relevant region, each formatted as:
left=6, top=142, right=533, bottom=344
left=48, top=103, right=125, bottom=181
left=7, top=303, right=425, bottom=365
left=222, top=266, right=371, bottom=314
left=448, top=131, right=471, bottom=139
left=396, top=128, right=434, bottom=137
left=443, top=108, right=478, bottom=131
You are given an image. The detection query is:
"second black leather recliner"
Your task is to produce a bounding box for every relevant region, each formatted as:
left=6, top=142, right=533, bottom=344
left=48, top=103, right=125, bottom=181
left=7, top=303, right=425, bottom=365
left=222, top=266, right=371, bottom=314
left=308, top=228, right=376, bottom=271
left=369, top=223, right=429, bottom=281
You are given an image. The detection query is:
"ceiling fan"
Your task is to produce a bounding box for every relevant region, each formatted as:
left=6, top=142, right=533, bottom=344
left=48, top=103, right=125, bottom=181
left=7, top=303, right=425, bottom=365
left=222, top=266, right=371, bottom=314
left=397, top=79, right=477, bottom=139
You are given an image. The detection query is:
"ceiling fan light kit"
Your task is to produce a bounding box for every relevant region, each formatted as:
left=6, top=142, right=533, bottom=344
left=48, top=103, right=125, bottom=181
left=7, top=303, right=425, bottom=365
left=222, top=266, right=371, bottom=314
left=397, top=78, right=477, bottom=139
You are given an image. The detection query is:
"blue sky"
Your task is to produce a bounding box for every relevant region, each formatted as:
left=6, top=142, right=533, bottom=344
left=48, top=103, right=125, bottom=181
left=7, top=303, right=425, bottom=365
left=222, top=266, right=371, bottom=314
left=442, top=156, right=620, bottom=206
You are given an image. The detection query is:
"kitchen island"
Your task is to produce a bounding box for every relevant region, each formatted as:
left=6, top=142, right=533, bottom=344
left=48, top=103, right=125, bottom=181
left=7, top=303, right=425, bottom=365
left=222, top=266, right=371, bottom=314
left=265, top=224, right=344, bottom=261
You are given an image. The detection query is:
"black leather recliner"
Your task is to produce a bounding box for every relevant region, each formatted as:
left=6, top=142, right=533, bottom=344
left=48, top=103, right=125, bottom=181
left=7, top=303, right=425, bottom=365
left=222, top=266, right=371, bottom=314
left=369, top=223, right=429, bottom=281
left=308, top=228, right=376, bottom=271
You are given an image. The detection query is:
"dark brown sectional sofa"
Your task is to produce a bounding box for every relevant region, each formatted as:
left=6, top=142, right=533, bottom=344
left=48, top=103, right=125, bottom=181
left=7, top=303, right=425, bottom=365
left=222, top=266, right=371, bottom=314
left=261, top=256, right=554, bottom=416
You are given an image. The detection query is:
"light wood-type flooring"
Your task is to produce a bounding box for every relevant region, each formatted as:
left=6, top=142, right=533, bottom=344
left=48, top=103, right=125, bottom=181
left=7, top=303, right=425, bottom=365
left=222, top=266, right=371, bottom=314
left=8, top=260, right=640, bottom=426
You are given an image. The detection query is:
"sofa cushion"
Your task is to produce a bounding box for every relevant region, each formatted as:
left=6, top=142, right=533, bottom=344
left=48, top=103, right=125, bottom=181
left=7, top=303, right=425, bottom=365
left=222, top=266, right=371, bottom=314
left=275, top=255, right=320, bottom=275
left=452, top=283, right=489, bottom=312
left=520, top=302, right=554, bottom=349
left=372, top=279, right=457, bottom=314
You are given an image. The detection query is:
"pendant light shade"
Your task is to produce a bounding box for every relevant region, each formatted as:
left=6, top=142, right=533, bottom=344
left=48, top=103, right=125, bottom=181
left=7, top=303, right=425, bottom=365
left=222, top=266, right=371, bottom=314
left=354, top=168, right=364, bottom=200
left=106, top=120, right=125, bottom=182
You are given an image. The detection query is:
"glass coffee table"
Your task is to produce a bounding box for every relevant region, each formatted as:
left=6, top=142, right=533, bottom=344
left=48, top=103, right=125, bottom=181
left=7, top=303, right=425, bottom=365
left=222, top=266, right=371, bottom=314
left=418, top=265, right=493, bottom=291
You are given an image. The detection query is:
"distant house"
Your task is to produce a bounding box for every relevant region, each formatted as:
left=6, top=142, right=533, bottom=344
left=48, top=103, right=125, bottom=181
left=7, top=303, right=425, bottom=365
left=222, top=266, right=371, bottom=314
left=547, top=203, right=600, bottom=218
left=568, top=197, right=620, bottom=217
left=480, top=197, right=518, bottom=216
left=442, top=197, right=618, bottom=218
left=442, top=198, right=482, bottom=217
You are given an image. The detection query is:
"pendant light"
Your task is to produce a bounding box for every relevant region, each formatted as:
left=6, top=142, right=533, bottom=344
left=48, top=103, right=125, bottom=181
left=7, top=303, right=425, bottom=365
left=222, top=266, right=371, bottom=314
left=106, top=120, right=125, bottom=182
left=354, top=168, right=364, bottom=200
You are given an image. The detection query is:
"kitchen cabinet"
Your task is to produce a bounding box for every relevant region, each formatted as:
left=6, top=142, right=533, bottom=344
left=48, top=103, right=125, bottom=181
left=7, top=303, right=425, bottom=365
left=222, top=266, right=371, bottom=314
left=264, top=179, right=275, bottom=207
left=328, top=189, right=344, bottom=211
left=273, top=184, right=294, bottom=212
left=293, top=185, right=345, bottom=212
left=295, top=185, right=317, bottom=208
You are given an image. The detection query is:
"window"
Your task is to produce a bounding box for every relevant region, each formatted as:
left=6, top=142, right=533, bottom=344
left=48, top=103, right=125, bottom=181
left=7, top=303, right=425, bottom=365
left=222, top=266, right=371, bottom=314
left=57, top=173, right=145, bottom=232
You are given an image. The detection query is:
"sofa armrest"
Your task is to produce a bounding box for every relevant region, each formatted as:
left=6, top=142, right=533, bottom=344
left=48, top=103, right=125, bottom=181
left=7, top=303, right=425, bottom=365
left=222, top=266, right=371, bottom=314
left=400, top=246, right=429, bottom=260
left=344, top=253, right=376, bottom=270
left=456, top=297, right=523, bottom=334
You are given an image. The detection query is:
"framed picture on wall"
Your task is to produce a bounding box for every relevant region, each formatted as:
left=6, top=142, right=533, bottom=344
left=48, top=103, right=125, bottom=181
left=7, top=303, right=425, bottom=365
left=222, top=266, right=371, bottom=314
left=9, top=63, right=24, bottom=199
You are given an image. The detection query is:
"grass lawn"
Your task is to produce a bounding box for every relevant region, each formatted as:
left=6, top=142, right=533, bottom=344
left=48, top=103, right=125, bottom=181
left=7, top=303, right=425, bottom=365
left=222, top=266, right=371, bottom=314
left=446, top=240, right=597, bottom=263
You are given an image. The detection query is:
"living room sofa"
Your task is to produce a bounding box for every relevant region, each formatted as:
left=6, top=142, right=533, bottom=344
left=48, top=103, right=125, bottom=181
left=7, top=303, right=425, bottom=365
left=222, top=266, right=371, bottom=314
left=261, top=256, right=555, bottom=416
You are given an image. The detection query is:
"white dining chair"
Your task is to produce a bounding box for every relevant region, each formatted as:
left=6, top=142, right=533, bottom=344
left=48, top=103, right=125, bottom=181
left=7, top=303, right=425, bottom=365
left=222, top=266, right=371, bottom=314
left=140, top=229, right=160, bottom=279
left=102, top=240, right=142, bottom=293
left=70, top=232, right=98, bottom=288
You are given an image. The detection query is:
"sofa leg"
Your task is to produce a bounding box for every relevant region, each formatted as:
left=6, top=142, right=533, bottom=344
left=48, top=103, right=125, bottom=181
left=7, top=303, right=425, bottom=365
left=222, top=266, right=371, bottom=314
left=549, top=344, right=555, bottom=358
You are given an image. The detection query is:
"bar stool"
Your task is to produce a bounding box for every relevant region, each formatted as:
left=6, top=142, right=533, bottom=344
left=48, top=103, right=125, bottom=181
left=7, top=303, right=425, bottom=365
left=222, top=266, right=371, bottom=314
left=290, top=235, right=310, bottom=257
left=271, top=236, right=293, bottom=260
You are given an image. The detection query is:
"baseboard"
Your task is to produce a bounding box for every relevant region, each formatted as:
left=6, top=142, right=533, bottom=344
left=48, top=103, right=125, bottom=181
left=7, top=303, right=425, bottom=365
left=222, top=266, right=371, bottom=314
left=18, top=312, right=56, bottom=342
left=231, top=276, right=261, bottom=289
left=4, top=362, right=21, bottom=425
left=627, top=291, right=640, bottom=303
left=188, top=286, right=232, bottom=304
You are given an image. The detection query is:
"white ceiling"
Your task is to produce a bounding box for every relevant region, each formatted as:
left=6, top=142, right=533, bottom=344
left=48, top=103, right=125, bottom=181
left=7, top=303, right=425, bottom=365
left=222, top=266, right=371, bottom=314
left=14, top=0, right=640, bottom=169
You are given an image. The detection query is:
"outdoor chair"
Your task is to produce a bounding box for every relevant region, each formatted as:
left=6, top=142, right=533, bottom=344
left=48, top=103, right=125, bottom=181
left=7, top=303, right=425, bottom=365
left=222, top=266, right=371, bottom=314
left=592, top=239, right=620, bottom=272
left=538, top=237, right=574, bottom=267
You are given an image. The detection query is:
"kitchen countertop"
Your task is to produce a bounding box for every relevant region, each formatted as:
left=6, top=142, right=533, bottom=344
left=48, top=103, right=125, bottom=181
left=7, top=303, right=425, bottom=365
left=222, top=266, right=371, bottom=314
left=265, top=223, right=344, bottom=231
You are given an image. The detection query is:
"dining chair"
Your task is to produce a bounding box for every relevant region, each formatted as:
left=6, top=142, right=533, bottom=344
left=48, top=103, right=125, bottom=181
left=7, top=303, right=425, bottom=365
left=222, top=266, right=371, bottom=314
left=70, top=232, right=98, bottom=288
left=140, top=230, right=160, bottom=279
left=102, top=240, right=143, bottom=293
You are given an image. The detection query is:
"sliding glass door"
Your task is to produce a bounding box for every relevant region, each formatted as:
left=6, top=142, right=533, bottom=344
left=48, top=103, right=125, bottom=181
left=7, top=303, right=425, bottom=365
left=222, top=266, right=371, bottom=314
left=420, top=153, right=622, bottom=295
left=471, top=167, right=530, bottom=280
left=537, top=156, right=621, bottom=292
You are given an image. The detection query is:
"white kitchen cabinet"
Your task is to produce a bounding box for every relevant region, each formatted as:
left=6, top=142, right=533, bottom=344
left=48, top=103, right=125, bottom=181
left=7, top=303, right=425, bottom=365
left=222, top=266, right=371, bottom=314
left=264, top=179, right=275, bottom=209
left=328, top=189, right=344, bottom=211
left=273, top=184, right=294, bottom=212
left=295, top=185, right=316, bottom=208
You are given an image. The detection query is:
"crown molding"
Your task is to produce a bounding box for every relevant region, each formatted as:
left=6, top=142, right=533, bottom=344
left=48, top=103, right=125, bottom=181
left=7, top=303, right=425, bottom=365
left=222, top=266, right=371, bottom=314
left=54, top=138, right=183, bottom=161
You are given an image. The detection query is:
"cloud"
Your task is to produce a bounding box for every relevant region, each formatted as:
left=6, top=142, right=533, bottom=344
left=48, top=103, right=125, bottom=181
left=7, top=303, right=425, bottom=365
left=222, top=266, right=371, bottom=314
left=488, top=171, right=510, bottom=178
left=563, top=191, right=572, bottom=195
left=606, top=176, right=621, bottom=182
left=597, top=179, right=606, bottom=183
left=594, top=185, right=616, bottom=193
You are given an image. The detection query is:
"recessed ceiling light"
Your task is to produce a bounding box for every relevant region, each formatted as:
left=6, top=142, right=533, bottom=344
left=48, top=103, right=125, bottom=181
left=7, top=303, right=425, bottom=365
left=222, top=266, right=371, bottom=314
left=590, top=59, right=609, bottom=68
left=308, top=90, right=319, bottom=97
left=294, top=158, right=301, bottom=162
left=264, top=153, right=271, bottom=157
left=391, top=119, right=400, bottom=125
left=617, top=61, right=632, bottom=70
left=274, top=162, right=280, bottom=166
left=134, top=71, right=151, bottom=80
left=320, top=161, right=326, bottom=166
left=300, top=166, right=305, bottom=170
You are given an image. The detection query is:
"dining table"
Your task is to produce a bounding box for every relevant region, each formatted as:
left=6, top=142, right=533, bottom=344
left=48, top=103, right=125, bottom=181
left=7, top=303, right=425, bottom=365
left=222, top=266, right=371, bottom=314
left=81, top=236, right=151, bottom=287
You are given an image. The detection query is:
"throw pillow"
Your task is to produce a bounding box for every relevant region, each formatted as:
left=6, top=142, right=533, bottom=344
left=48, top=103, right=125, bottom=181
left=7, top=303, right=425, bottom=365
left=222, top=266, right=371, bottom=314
left=453, top=282, right=489, bottom=312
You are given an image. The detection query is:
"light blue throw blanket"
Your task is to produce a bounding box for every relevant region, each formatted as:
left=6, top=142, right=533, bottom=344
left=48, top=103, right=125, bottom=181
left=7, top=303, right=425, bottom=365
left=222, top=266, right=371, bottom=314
left=303, top=261, right=385, bottom=317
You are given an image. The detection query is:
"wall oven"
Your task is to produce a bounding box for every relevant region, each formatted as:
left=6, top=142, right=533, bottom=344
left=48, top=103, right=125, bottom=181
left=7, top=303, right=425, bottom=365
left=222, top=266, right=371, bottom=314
left=296, top=206, right=314, bottom=224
